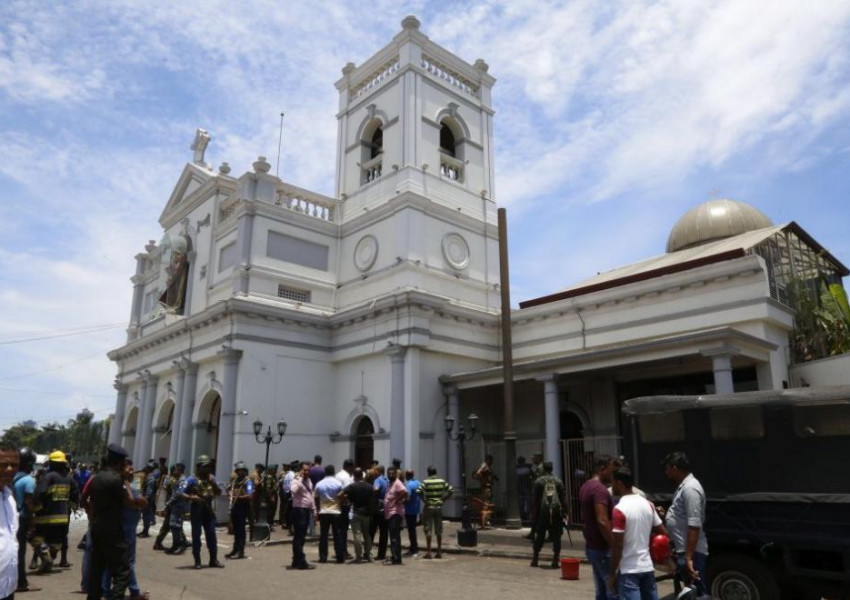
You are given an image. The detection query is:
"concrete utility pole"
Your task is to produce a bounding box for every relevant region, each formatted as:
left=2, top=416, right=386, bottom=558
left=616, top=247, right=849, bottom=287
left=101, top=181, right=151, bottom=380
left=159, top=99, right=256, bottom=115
left=498, top=208, right=520, bottom=528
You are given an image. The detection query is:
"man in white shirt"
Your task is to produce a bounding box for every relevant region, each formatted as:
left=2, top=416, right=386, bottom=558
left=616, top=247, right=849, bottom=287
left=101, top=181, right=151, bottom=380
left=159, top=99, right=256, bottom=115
left=608, top=467, right=667, bottom=600
left=0, top=441, right=21, bottom=600
left=335, top=459, right=355, bottom=558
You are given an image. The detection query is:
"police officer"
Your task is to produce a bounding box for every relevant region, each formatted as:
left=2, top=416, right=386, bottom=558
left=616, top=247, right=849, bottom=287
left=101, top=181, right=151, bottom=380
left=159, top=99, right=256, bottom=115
left=165, top=464, right=190, bottom=555
left=32, top=450, right=72, bottom=573
left=177, top=455, right=224, bottom=569
left=226, top=462, right=254, bottom=559
left=154, top=463, right=186, bottom=551
left=138, top=459, right=158, bottom=537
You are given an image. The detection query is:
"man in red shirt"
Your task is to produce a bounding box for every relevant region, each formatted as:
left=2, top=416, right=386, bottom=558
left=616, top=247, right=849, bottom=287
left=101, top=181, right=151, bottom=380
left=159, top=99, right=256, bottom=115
left=579, top=454, right=617, bottom=600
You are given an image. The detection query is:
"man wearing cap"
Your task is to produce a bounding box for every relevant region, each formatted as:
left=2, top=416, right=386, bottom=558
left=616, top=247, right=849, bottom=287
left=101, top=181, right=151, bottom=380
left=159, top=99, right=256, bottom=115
left=87, top=443, right=132, bottom=600
left=225, top=462, right=253, bottom=560
left=177, top=455, right=223, bottom=569
left=165, top=464, right=190, bottom=555
left=153, top=463, right=186, bottom=552
left=31, top=450, right=72, bottom=572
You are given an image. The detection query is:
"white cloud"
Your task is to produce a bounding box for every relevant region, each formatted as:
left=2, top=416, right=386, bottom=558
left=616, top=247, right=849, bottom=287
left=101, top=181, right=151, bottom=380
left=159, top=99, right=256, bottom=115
left=1, top=1, right=849, bottom=431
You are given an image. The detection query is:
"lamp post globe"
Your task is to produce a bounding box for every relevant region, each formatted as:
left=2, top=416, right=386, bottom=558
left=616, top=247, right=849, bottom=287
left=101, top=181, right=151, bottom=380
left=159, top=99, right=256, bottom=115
left=251, top=417, right=286, bottom=541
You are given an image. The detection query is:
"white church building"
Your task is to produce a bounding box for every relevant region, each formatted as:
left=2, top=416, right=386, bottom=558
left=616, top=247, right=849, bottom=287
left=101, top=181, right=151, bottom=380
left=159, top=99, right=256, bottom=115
left=107, top=17, right=848, bottom=515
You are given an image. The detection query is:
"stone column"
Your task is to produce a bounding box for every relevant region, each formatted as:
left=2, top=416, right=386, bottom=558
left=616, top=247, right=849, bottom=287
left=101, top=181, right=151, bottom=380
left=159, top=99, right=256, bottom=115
left=234, top=203, right=256, bottom=296
left=128, top=254, right=147, bottom=340
left=537, top=374, right=563, bottom=478
left=403, top=346, right=421, bottom=471
left=215, top=347, right=242, bottom=484
left=443, top=384, right=461, bottom=517
left=139, top=372, right=158, bottom=464
left=110, top=381, right=129, bottom=446
left=183, top=251, right=197, bottom=315
left=133, top=375, right=149, bottom=465
left=701, top=347, right=740, bottom=395
left=384, top=345, right=407, bottom=464
left=168, top=365, right=187, bottom=464
left=177, top=360, right=199, bottom=466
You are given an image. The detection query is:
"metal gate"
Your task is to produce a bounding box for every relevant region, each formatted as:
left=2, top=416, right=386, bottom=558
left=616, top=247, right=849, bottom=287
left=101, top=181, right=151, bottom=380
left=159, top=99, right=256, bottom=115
left=561, top=436, right=622, bottom=526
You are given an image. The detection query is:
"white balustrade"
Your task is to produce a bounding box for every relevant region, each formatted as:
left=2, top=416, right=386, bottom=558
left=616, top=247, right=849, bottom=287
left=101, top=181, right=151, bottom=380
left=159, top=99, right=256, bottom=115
left=421, top=57, right=477, bottom=96
left=353, top=60, right=400, bottom=98
left=440, top=154, right=464, bottom=182
left=363, top=163, right=382, bottom=183
left=275, top=192, right=336, bottom=222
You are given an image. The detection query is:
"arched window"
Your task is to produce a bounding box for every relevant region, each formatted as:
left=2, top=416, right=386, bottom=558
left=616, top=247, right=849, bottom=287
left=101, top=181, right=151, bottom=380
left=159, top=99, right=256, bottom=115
left=360, top=118, right=384, bottom=185
left=370, top=127, right=383, bottom=159
left=440, top=122, right=456, bottom=157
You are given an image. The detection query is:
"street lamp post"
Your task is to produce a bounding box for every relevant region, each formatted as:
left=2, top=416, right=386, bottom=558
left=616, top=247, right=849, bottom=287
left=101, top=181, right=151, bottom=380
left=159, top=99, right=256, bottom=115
left=251, top=418, right=286, bottom=541
left=445, top=412, right=479, bottom=547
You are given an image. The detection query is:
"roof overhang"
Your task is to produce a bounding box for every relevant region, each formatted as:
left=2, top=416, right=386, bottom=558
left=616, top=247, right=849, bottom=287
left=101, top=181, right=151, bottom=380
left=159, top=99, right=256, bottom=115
left=440, top=326, right=777, bottom=389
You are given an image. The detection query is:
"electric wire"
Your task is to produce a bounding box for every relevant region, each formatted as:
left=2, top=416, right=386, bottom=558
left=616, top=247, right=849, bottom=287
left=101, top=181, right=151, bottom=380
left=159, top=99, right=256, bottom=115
left=0, top=322, right=124, bottom=346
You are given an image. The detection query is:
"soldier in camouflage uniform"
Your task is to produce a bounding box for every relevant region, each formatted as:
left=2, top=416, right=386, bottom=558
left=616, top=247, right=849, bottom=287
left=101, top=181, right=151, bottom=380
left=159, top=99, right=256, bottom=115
left=154, top=463, right=186, bottom=551
left=177, top=455, right=223, bottom=569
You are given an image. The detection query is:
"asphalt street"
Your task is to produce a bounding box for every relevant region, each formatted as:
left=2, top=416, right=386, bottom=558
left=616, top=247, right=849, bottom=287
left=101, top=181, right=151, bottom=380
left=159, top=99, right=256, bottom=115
left=27, top=518, right=677, bottom=600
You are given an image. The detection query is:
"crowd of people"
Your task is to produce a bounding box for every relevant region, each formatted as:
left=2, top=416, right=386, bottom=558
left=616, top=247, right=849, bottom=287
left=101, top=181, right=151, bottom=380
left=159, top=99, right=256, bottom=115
left=0, top=439, right=706, bottom=600
left=579, top=452, right=708, bottom=600
left=0, top=443, right=458, bottom=600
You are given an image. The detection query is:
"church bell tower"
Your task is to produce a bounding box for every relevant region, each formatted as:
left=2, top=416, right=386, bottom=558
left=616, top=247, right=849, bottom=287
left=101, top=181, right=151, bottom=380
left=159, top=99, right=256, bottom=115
left=334, top=16, right=497, bottom=217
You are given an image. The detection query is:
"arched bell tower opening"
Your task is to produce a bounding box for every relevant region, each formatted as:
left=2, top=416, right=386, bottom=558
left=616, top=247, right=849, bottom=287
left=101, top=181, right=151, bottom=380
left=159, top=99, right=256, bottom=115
left=353, top=415, right=375, bottom=469
left=440, top=121, right=456, bottom=157
left=360, top=118, right=384, bottom=184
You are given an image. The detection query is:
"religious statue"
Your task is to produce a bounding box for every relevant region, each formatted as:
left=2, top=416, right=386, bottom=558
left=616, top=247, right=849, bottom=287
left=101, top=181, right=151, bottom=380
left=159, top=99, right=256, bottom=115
left=158, top=232, right=191, bottom=314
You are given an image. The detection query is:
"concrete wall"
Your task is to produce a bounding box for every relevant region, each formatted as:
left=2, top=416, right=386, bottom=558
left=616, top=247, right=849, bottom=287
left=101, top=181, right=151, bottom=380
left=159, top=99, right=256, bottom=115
left=790, top=353, right=850, bottom=387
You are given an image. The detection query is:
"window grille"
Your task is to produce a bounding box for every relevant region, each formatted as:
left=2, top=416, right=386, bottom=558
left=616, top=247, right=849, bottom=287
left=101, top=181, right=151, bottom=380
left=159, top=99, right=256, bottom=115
left=277, top=285, right=311, bottom=303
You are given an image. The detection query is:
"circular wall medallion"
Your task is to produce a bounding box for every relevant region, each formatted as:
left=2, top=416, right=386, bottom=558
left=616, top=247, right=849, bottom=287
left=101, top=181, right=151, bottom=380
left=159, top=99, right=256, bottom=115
left=354, top=234, right=379, bottom=272
left=441, top=232, right=470, bottom=270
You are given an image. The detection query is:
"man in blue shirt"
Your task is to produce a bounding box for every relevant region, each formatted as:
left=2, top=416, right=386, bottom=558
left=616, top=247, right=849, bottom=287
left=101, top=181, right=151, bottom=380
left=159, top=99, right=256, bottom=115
left=13, top=447, right=40, bottom=593
left=404, top=469, right=421, bottom=556
left=371, top=466, right=389, bottom=561
left=314, top=465, right=345, bottom=563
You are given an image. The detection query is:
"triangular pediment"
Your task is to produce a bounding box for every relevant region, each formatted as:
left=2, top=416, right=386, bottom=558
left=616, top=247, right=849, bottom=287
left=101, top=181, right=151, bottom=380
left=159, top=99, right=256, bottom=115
left=159, top=162, right=215, bottom=224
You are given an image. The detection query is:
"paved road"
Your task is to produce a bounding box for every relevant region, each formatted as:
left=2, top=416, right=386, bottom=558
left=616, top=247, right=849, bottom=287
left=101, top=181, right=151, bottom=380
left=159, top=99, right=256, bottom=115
left=29, top=519, right=676, bottom=600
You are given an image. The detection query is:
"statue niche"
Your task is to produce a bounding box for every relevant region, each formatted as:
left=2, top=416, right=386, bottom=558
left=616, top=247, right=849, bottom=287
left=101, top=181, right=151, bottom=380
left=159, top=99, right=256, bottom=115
left=158, top=232, right=191, bottom=315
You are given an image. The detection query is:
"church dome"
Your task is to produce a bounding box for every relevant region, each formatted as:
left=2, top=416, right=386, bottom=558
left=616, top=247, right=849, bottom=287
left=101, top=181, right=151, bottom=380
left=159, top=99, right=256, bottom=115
left=666, top=199, right=773, bottom=253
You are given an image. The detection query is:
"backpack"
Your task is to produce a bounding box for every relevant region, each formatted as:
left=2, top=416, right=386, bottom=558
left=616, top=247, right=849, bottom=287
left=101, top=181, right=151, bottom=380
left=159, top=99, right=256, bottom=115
left=539, top=476, right=562, bottom=523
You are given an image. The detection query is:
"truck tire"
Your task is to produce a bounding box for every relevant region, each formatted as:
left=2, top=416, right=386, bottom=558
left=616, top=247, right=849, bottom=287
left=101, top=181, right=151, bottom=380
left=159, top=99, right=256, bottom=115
left=707, top=553, right=781, bottom=600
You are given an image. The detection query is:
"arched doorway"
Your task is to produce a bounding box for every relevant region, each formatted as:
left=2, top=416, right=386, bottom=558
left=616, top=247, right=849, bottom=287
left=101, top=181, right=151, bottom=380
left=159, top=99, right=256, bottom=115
left=153, top=400, right=175, bottom=464
left=193, top=391, right=221, bottom=465
left=560, top=410, right=584, bottom=440
left=353, top=416, right=374, bottom=469
left=123, top=405, right=139, bottom=456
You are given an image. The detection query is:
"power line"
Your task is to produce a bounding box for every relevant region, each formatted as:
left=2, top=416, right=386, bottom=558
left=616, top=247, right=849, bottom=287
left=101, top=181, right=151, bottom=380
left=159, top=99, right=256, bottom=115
left=0, top=321, right=124, bottom=339
left=0, top=323, right=124, bottom=346
left=0, top=387, right=113, bottom=397
left=0, top=349, right=108, bottom=382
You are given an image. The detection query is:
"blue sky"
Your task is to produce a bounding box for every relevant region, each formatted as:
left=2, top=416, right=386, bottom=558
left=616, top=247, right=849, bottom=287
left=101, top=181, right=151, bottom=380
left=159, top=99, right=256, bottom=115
left=1, top=0, right=849, bottom=433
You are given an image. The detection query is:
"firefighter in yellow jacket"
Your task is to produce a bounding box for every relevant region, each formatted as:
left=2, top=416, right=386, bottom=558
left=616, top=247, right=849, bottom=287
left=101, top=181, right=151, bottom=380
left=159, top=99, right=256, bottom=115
left=32, top=450, right=72, bottom=573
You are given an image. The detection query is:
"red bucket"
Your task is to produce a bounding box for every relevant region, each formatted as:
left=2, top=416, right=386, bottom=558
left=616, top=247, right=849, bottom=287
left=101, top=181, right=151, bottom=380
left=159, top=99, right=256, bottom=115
left=560, top=557, right=580, bottom=580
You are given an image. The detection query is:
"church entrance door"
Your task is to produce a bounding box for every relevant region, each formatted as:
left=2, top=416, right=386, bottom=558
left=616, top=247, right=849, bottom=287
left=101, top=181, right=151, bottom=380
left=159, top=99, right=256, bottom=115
left=354, top=417, right=374, bottom=469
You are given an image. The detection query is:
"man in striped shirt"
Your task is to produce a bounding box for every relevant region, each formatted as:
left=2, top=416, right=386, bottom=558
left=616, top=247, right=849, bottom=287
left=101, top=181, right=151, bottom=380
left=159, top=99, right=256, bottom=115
left=417, top=466, right=453, bottom=559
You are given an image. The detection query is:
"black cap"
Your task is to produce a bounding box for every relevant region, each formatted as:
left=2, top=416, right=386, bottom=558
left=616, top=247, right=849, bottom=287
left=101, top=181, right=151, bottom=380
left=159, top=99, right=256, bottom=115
left=107, top=443, right=129, bottom=458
